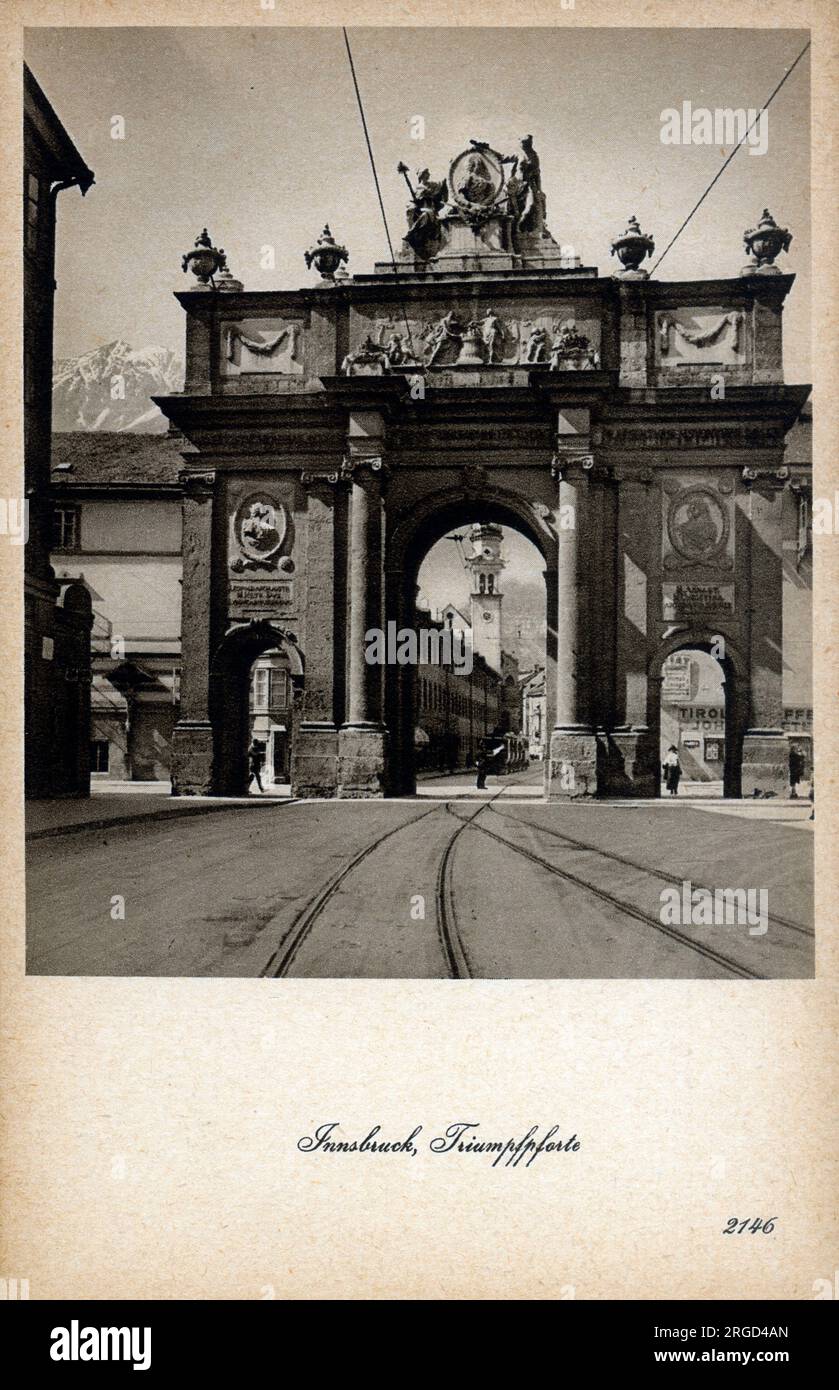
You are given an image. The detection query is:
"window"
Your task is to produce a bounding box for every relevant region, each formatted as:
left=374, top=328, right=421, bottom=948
left=25, top=172, right=40, bottom=252
left=52, top=505, right=79, bottom=551
left=251, top=667, right=270, bottom=709
left=271, top=669, right=289, bottom=708
left=90, top=740, right=109, bottom=773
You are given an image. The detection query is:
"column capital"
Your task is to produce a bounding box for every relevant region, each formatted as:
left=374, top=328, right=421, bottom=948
left=550, top=451, right=595, bottom=482
left=300, top=467, right=346, bottom=489
left=180, top=469, right=216, bottom=496
left=787, top=466, right=812, bottom=496
left=741, top=464, right=790, bottom=490
left=341, top=453, right=391, bottom=483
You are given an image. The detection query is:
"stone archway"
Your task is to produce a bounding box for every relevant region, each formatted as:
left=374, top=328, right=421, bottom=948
left=210, top=621, right=304, bottom=796
left=385, top=486, right=557, bottom=796
left=648, top=630, right=747, bottom=799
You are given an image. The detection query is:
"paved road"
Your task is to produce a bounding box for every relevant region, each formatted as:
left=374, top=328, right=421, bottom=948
left=26, top=770, right=814, bottom=980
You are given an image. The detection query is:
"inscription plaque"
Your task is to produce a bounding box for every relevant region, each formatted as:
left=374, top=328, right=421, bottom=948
left=662, top=583, right=734, bottom=620
left=229, top=580, right=294, bottom=618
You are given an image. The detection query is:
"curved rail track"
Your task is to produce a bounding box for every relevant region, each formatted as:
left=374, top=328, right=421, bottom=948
left=487, top=804, right=813, bottom=939
left=261, top=771, right=808, bottom=981
left=453, top=809, right=790, bottom=980
left=261, top=789, right=513, bottom=979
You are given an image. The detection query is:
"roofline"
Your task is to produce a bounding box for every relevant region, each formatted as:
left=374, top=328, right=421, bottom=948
left=51, top=482, right=183, bottom=497
left=24, top=64, right=94, bottom=193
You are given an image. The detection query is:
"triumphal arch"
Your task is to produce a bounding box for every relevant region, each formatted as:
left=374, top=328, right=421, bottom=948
left=157, top=137, right=810, bottom=800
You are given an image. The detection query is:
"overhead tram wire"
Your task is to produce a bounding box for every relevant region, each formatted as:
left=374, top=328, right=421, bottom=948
left=342, top=28, right=417, bottom=360
left=650, top=39, right=811, bottom=276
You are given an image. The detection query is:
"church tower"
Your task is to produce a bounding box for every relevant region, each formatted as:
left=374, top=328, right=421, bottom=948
left=466, top=523, right=505, bottom=673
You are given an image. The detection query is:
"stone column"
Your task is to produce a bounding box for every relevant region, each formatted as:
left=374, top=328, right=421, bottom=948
left=292, top=468, right=345, bottom=797
left=385, top=564, right=415, bottom=795
left=548, top=457, right=598, bottom=798
left=337, top=411, right=388, bottom=796
left=741, top=466, right=789, bottom=795
left=171, top=470, right=216, bottom=795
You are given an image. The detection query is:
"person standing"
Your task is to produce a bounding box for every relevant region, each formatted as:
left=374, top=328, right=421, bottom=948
left=248, top=738, right=266, bottom=794
left=788, top=744, right=805, bottom=799
left=662, top=745, right=682, bottom=796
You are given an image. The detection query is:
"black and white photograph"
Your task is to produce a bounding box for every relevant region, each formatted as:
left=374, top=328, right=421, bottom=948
left=21, top=21, right=816, bottom=981
left=3, top=0, right=838, bottom=1328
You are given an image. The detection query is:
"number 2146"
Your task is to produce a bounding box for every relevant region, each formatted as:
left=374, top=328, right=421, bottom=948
left=723, top=1217, right=777, bottom=1234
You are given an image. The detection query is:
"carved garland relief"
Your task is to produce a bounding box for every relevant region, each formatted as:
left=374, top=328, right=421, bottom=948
left=221, top=319, right=304, bottom=375
left=656, top=308, right=746, bottom=365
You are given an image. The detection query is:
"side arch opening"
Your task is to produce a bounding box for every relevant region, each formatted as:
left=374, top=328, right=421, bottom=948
left=209, top=621, right=304, bottom=796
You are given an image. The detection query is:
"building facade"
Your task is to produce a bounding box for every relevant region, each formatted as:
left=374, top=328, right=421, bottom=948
left=414, top=607, right=505, bottom=773
left=50, top=433, right=184, bottom=782
left=51, top=134, right=812, bottom=802
left=520, top=666, right=547, bottom=760
left=24, top=66, right=94, bottom=797
left=156, top=140, right=811, bottom=800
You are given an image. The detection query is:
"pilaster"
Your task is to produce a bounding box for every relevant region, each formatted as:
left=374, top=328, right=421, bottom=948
left=171, top=470, right=216, bottom=795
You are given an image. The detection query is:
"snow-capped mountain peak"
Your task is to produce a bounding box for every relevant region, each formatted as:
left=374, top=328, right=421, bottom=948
left=52, top=339, right=184, bottom=433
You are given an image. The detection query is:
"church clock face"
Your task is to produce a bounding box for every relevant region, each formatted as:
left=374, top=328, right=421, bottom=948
left=482, top=611, right=493, bottom=621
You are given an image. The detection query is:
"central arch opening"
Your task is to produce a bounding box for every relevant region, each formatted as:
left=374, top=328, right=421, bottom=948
left=387, top=498, right=552, bottom=798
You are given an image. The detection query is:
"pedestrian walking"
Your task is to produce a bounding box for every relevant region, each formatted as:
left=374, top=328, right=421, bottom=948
left=248, top=737, right=266, bottom=793
left=662, top=745, right=682, bottom=796
left=476, top=731, right=505, bottom=790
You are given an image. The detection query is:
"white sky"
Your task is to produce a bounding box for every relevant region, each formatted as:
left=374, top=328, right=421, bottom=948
left=418, top=527, right=544, bottom=618
left=26, top=26, right=810, bottom=380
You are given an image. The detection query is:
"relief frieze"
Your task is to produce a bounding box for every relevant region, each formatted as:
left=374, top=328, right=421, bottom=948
left=342, top=308, right=600, bottom=374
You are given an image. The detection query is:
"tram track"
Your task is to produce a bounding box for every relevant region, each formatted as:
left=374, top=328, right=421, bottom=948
left=450, top=808, right=769, bottom=980
left=260, top=764, right=799, bottom=981
left=261, top=785, right=516, bottom=979
left=487, top=804, right=814, bottom=939
left=261, top=804, right=440, bottom=978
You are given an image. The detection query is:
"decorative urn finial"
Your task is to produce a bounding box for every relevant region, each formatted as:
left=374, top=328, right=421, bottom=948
left=741, top=209, right=792, bottom=276
left=304, top=224, right=349, bottom=282
left=181, top=229, right=228, bottom=289
left=610, top=214, right=655, bottom=279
